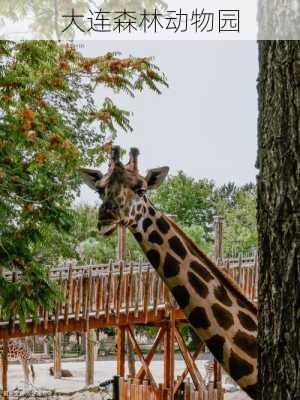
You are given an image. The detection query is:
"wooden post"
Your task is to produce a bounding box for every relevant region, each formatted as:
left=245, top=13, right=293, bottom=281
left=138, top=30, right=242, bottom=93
left=53, top=332, right=62, bottom=379
left=85, top=266, right=94, bottom=386
left=127, top=332, right=136, bottom=378
left=1, top=340, right=8, bottom=400
left=85, top=329, right=95, bottom=386
left=214, top=216, right=224, bottom=266
left=164, top=310, right=175, bottom=394
left=117, top=326, right=126, bottom=377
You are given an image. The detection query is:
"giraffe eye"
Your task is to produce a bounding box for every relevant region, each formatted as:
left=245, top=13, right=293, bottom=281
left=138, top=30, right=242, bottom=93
left=136, top=188, right=145, bottom=196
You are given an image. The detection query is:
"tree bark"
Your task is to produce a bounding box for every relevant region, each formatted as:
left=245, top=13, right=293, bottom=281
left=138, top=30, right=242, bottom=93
left=257, top=41, right=300, bottom=399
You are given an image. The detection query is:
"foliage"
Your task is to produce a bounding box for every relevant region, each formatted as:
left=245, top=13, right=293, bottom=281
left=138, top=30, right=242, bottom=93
left=73, top=205, right=144, bottom=263
left=150, top=171, right=215, bottom=240
left=151, top=173, right=256, bottom=256
left=0, top=40, right=167, bottom=323
left=214, top=183, right=257, bottom=255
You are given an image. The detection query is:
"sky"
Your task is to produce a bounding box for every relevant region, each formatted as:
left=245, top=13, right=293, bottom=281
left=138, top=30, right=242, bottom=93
left=78, top=40, right=258, bottom=205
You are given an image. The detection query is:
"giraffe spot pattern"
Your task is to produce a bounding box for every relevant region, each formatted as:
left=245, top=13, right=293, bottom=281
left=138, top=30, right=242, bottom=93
left=133, top=232, right=143, bottom=242
left=163, top=253, right=180, bottom=278
left=169, top=236, right=187, bottom=259
left=211, top=303, right=234, bottom=330
left=143, top=218, right=153, bottom=232
left=146, top=249, right=160, bottom=270
left=156, top=217, right=170, bottom=234
left=190, top=261, right=214, bottom=282
left=188, top=271, right=209, bottom=298
left=229, top=350, right=254, bottom=381
left=233, top=330, right=257, bottom=359
left=135, top=214, right=142, bottom=222
left=189, top=306, right=211, bottom=329
left=149, top=231, right=164, bottom=245
left=214, top=285, right=233, bottom=307
left=148, top=206, right=155, bottom=216
left=244, top=384, right=258, bottom=398
left=137, top=204, right=142, bottom=211
left=238, top=311, right=257, bottom=332
left=237, top=297, right=256, bottom=314
left=171, top=285, right=190, bottom=309
left=205, top=335, right=225, bottom=364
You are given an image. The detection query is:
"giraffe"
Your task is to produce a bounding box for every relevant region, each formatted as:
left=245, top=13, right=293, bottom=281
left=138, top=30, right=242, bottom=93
left=80, top=146, right=258, bottom=399
left=0, top=339, right=35, bottom=386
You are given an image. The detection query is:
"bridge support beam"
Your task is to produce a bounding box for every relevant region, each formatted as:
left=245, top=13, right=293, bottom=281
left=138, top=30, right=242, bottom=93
left=116, top=326, right=126, bottom=377
left=164, top=310, right=175, bottom=394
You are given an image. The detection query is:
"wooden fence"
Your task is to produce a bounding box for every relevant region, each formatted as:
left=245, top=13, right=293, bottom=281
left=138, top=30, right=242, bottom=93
left=116, top=377, right=224, bottom=400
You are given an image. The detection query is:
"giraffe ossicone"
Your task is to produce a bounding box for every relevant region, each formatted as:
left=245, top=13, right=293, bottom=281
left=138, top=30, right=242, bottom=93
left=80, top=146, right=258, bottom=400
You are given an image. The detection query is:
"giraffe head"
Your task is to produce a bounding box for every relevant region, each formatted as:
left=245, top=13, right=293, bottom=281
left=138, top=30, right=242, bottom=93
left=80, top=146, right=169, bottom=235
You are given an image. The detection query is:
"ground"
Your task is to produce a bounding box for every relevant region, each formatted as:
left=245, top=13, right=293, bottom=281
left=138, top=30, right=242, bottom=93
left=5, top=359, right=250, bottom=399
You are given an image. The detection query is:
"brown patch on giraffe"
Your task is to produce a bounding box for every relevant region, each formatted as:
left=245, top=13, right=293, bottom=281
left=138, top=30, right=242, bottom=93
left=229, top=350, right=254, bottom=381
left=146, top=249, right=160, bottom=270
left=188, top=271, right=209, bottom=298
left=205, top=334, right=225, bottom=364
left=143, top=218, right=153, bottom=232
left=237, top=297, right=257, bottom=314
left=163, top=253, right=180, bottom=278
left=188, top=306, right=211, bottom=329
left=190, top=260, right=214, bottom=282
left=214, top=285, right=233, bottom=307
left=148, top=206, right=155, bottom=216
left=171, top=285, right=190, bottom=309
left=156, top=217, right=170, bottom=234
left=168, top=236, right=187, bottom=259
left=149, top=230, right=164, bottom=245
left=211, top=303, right=234, bottom=330
left=135, top=213, right=142, bottom=222
left=164, top=215, right=257, bottom=315
left=133, top=232, right=143, bottom=242
left=233, top=330, right=257, bottom=359
left=238, top=311, right=257, bottom=332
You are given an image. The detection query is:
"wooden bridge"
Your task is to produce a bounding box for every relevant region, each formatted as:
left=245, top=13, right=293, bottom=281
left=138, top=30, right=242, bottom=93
left=0, top=255, right=258, bottom=340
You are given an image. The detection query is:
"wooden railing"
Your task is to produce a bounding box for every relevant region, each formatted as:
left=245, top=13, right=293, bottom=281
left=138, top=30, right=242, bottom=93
left=117, top=377, right=224, bottom=400
left=222, top=253, right=258, bottom=302
left=0, top=254, right=258, bottom=339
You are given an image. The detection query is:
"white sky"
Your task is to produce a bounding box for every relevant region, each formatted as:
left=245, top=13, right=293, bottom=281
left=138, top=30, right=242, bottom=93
left=78, top=40, right=258, bottom=205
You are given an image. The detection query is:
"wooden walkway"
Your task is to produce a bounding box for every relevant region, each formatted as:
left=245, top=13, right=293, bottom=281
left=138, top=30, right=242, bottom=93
left=0, top=255, right=258, bottom=340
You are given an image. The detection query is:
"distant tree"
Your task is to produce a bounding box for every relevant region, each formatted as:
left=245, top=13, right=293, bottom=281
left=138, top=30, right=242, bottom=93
left=0, top=41, right=167, bottom=326
left=150, top=171, right=215, bottom=239
left=214, top=183, right=257, bottom=255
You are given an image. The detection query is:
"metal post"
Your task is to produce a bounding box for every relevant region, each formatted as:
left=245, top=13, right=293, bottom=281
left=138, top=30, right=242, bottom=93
left=113, top=375, right=120, bottom=400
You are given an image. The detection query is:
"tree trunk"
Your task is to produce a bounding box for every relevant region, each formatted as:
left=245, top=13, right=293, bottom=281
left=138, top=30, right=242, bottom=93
left=257, top=40, right=300, bottom=399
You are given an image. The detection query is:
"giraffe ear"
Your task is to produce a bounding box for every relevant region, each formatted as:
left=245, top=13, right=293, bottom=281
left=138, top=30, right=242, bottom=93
left=145, top=167, right=169, bottom=190
left=79, top=168, right=103, bottom=193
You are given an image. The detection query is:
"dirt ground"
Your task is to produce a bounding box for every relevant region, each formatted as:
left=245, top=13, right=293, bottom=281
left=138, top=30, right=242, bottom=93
left=4, top=359, right=249, bottom=399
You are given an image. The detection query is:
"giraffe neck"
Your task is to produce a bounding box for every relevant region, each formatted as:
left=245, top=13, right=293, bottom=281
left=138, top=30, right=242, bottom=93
left=129, top=197, right=258, bottom=399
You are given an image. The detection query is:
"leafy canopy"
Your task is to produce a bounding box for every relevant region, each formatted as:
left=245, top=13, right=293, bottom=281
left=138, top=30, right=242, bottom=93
left=0, top=40, right=167, bottom=326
